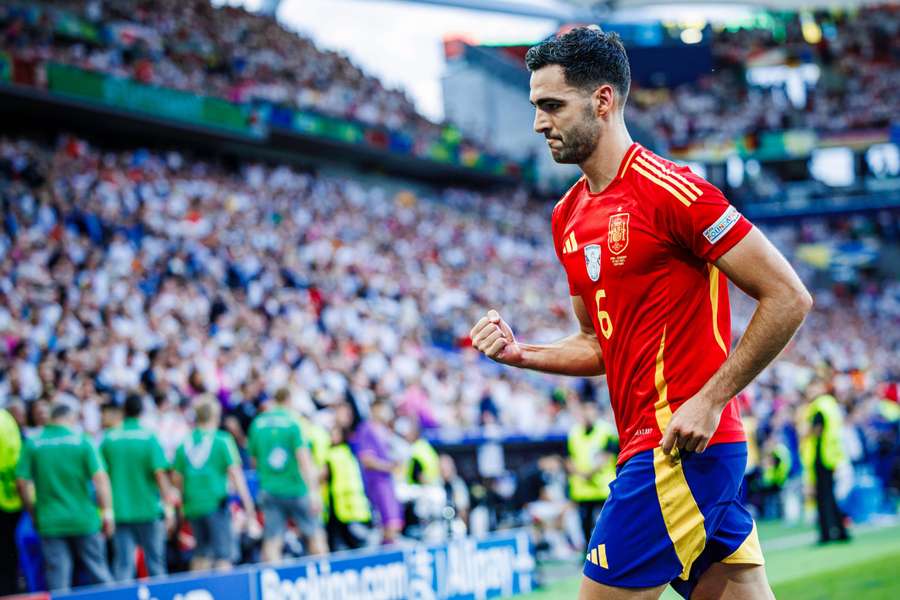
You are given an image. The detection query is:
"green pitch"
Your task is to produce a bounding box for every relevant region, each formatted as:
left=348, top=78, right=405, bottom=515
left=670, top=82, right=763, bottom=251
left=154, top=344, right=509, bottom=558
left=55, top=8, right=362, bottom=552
left=521, top=521, right=900, bottom=600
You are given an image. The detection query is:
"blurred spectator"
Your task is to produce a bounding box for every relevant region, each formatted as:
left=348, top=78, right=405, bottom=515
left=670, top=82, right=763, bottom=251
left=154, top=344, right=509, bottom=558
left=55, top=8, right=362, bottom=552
left=565, top=398, right=617, bottom=549
left=323, top=421, right=372, bottom=551
left=248, top=388, right=327, bottom=561
left=439, top=454, right=471, bottom=531
left=0, top=407, right=23, bottom=595
left=757, top=439, right=792, bottom=519
left=514, top=455, right=581, bottom=559
left=400, top=417, right=441, bottom=487
left=352, top=397, right=404, bottom=545
left=99, top=394, right=172, bottom=581
left=172, top=396, right=255, bottom=571
left=801, top=379, right=852, bottom=544
left=15, top=403, right=113, bottom=591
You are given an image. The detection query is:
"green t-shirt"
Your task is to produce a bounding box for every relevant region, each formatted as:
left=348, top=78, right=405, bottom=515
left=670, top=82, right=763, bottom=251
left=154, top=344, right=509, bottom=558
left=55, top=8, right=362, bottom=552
left=15, top=424, right=103, bottom=537
left=100, top=418, right=169, bottom=524
left=248, top=407, right=307, bottom=498
left=173, top=429, right=239, bottom=519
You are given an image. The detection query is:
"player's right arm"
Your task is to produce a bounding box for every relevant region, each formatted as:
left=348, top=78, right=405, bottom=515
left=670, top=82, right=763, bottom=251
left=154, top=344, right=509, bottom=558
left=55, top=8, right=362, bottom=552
left=470, top=296, right=604, bottom=376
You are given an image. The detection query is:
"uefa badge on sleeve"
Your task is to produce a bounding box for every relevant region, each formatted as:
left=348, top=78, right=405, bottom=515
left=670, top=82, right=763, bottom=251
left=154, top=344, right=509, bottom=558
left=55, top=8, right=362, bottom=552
left=585, top=244, right=601, bottom=282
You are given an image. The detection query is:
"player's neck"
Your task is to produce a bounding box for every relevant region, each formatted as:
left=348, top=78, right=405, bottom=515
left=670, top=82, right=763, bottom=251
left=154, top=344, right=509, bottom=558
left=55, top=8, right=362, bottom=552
left=580, top=126, right=633, bottom=195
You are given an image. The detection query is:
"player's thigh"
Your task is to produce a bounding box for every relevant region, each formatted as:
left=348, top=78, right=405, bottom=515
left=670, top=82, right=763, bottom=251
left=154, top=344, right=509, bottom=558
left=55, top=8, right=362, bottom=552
left=578, top=575, right=666, bottom=600
left=691, top=563, right=774, bottom=600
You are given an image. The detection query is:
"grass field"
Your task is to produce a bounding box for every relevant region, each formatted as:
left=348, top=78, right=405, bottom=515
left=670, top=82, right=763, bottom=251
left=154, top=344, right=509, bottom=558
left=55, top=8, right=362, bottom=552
left=521, top=521, right=900, bottom=600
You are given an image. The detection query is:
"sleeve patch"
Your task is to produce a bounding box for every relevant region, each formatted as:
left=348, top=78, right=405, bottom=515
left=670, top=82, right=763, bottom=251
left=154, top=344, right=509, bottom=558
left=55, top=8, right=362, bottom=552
left=703, top=206, right=741, bottom=244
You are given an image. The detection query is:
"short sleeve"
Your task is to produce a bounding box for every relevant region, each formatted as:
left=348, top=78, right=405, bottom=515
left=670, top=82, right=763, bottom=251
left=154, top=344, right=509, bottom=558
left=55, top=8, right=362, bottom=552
left=551, top=201, right=578, bottom=296
left=350, top=424, right=369, bottom=456
left=656, top=168, right=752, bottom=262
left=15, top=439, right=33, bottom=481
left=84, top=438, right=103, bottom=476
left=222, top=434, right=240, bottom=468
left=151, top=436, right=168, bottom=471
left=292, top=422, right=304, bottom=452
left=173, top=445, right=186, bottom=475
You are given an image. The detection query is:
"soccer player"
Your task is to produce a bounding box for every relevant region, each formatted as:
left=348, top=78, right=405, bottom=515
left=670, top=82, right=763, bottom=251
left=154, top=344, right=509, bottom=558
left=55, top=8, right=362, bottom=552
left=469, top=27, right=812, bottom=600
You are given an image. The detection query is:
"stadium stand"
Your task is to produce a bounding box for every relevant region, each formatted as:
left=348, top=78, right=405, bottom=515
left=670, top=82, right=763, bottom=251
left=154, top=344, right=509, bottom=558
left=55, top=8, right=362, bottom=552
left=0, top=1, right=898, bottom=595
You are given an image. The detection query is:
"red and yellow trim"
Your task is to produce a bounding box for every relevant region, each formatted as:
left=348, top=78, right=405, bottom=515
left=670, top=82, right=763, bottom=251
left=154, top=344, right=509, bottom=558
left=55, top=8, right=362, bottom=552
left=630, top=153, right=704, bottom=208
left=617, top=144, right=642, bottom=179
left=722, top=522, right=765, bottom=566
left=708, top=265, right=728, bottom=357
left=652, top=326, right=707, bottom=580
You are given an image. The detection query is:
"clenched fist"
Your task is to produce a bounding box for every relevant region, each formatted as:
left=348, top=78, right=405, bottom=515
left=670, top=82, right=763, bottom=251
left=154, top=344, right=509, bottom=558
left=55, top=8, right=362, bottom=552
left=469, top=309, right=523, bottom=366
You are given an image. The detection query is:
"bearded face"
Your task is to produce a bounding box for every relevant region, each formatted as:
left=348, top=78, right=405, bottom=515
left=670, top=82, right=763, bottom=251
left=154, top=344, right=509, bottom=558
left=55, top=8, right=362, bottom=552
left=530, top=65, right=605, bottom=166
left=546, top=101, right=601, bottom=164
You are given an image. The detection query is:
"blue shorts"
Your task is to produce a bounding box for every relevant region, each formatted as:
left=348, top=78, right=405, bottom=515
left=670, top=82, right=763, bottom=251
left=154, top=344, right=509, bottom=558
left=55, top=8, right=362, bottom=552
left=583, top=442, right=764, bottom=599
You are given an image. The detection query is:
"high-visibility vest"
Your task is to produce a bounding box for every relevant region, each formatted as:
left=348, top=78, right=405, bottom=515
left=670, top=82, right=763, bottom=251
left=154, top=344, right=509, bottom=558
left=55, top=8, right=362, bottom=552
left=298, top=416, right=330, bottom=468
left=326, top=443, right=372, bottom=524
left=0, top=409, right=22, bottom=513
left=878, top=400, right=900, bottom=423
left=762, top=443, right=791, bottom=488
left=568, top=420, right=617, bottom=502
left=407, top=438, right=440, bottom=486
left=801, top=394, right=845, bottom=483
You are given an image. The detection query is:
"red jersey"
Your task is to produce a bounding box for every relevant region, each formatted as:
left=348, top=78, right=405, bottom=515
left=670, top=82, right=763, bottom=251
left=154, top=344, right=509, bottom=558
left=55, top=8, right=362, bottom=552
left=552, top=144, right=752, bottom=465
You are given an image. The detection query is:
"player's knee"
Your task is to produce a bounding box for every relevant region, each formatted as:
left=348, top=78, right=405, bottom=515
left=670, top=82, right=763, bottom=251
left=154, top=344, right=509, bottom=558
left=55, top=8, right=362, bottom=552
left=693, top=563, right=773, bottom=600
left=578, top=576, right=665, bottom=600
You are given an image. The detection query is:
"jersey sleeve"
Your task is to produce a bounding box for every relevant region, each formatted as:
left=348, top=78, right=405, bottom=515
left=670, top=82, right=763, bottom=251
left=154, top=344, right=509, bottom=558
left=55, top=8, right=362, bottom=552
left=293, top=422, right=305, bottom=452
left=15, top=439, right=33, bottom=481
left=173, top=445, right=186, bottom=475
left=222, top=434, right=240, bottom=468
left=151, top=436, right=169, bottom=471
left=84, top=438, right=103, bottom=477
left=655, top=167, right=753, bottom=262
left=551, top=201, right=578, bottom=296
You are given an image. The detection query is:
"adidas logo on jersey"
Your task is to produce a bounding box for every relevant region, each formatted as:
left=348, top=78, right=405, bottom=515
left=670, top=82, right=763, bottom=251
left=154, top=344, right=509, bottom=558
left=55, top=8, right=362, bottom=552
left=562, top=231, right=578, bottom=255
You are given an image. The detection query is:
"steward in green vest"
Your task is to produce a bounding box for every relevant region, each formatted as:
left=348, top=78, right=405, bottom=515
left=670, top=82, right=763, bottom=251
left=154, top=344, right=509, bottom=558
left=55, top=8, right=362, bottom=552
left=760, top=441, right=791, bottom=519
left=567, top=399, right=618, bottom=548
left=295, top=413, right=331, bottom=523
left=298, top=415, right=331, bottom=469
left=801, top=390, right=850, bottom=544
left=0, top=408, right=23, bottom=596
left=324, top=424, right=371, bottom=550
left=398, top=418, right=440, bottom=486
left=761, top=443, right=791, bottom=489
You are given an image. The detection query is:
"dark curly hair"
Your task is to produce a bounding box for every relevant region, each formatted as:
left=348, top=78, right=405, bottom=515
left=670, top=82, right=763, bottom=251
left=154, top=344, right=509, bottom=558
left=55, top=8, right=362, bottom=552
left=525, top=26, right=631, bottom=104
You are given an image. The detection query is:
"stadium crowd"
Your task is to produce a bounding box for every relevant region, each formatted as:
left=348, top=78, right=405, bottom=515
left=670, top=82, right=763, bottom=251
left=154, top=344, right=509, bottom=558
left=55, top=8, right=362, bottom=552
left=0, top=0, right=479, bottom=152
left=1, top=2, right=898, bottom=157
left=0, top=133, right=898, bottom=592
left=578, top=5, right=900, bottom=152
left=626, top=5, right=899, bottom=149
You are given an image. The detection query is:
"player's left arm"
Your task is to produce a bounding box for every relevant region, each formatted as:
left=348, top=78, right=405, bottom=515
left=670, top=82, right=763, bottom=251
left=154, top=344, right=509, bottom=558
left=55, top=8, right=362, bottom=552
left=661, top=227, right=813, bottom=455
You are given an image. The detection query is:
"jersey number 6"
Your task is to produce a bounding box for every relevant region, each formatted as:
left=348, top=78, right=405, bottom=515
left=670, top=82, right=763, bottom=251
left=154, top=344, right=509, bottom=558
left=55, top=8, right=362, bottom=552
left=595, top=289, right=613, bottom=340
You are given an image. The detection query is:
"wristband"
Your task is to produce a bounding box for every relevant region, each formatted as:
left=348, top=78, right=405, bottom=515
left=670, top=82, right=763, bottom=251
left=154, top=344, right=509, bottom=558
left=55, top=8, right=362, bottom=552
left=102, top=508, right=114, bottom=520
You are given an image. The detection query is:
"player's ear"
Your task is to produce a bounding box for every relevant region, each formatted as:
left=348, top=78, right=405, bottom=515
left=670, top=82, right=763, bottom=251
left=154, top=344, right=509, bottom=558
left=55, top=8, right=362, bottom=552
left=593, top=84, right=615, bottom=118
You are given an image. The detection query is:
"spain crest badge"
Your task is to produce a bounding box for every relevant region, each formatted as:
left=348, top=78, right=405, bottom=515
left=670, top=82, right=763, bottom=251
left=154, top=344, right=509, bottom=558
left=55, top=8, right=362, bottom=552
left=608, top=213, right=630, bottom=255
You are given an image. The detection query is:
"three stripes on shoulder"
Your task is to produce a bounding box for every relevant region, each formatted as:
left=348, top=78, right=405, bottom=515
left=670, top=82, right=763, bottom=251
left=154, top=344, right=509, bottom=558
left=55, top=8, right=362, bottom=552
left=631, top=153, right=703, bottom=208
